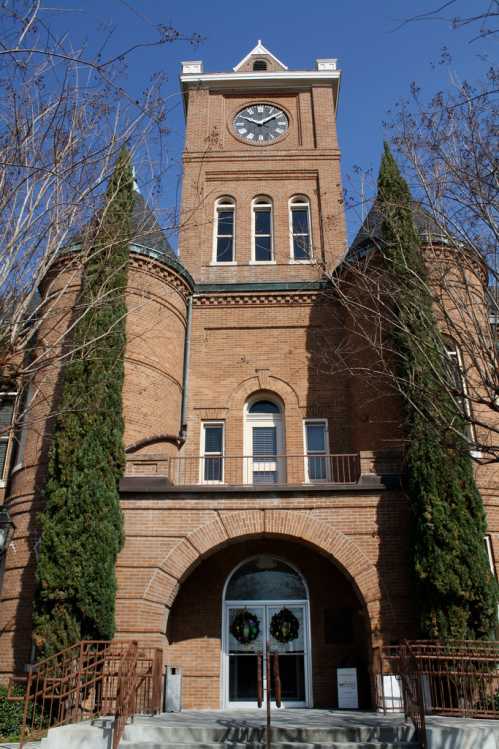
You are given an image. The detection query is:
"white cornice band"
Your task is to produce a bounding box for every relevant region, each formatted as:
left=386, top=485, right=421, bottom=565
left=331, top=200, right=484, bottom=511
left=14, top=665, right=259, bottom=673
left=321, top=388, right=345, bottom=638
left=180, top=70, right=341, bottom=86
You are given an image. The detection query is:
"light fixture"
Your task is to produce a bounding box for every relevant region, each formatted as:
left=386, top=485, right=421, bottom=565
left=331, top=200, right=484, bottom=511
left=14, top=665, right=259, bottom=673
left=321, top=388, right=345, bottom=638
left=0, top=507, right=15, bottom=554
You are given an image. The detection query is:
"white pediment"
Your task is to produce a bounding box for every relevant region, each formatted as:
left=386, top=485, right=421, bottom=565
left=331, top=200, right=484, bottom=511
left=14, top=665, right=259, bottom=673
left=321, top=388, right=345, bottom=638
left=233, top=40, right=288, bottom=72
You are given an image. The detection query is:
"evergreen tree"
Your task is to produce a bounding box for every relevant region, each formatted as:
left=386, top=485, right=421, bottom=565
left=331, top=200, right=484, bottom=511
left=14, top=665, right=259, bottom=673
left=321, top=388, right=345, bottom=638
left=33, top=148, right=132, bottom=656
left=377, top=142, right=497, bottom=639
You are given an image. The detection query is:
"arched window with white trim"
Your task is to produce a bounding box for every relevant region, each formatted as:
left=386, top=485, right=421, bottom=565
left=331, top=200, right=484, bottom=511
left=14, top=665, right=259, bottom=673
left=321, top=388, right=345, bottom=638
left=244, top=395, right=284, bottom=484
left=444, top=337, right=475, bottom=443
left=213, top=196, right=235, bottom=264
left=289, top=195, right=312, bottom=261
left=252, top=196, right=273, bottom=263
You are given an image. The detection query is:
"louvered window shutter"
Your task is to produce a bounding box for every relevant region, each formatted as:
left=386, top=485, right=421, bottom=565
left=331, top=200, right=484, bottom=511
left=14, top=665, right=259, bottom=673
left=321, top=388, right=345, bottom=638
left=252, top=427, right=277, bottom=457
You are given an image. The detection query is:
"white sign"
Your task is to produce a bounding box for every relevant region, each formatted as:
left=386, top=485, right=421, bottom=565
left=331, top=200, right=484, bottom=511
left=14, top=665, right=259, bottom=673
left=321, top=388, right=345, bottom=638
left=378, top=674, right=402, bottom=712
left=337, top=667, right=358, bottom=709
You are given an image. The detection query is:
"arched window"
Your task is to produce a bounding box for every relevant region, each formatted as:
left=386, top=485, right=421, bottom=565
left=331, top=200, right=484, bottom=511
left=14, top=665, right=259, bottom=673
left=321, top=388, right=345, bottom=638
left=444, top=337, right=474, bottom=442
left=248, top=400, right=280, bottom=414
left=244, top=395, right=284, bottom=484
left=225, top=557, right=308, bottom=600
left=289, top=195, right=312, bottom=261
left=252, top=196, right=273, bottom=263
left=0, top=389, right=17, bottom=484
left=253, top=59, right=268, bottom=71
left=213, top=196, right=235, bottom=263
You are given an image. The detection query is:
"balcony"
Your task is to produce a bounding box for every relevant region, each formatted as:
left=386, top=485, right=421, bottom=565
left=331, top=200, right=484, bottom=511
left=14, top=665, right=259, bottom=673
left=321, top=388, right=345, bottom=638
left=170, top=453, right=360, bottom=486
left=122, top=450, right=403, bottom=494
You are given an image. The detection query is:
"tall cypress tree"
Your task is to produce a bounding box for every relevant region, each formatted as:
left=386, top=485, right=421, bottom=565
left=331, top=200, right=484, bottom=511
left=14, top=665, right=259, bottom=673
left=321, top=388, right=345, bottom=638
left=376, top=142, right=497, bottom=639
left=33, top=148, right=132, bottom=656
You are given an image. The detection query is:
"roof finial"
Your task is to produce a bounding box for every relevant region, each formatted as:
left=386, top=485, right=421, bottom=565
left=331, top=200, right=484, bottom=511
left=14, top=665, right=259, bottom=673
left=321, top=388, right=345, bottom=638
left=258, top=39, right=262, bottom=45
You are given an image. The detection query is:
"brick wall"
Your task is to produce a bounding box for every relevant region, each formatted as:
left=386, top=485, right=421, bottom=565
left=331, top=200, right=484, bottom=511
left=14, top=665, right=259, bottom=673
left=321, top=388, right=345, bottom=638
left=179, top=83, right=346, bottom=282
left=114, top=499, right=414, bottom=709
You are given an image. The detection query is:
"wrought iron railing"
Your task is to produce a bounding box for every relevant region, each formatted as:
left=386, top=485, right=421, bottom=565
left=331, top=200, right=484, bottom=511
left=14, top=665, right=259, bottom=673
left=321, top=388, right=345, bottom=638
left=167, top=452, right=361, bottom=487
left=378, top=639, right=499, bottom=749
left=407, top=640, right=499, bottom=719
left=7, top=640, right=163, bottom=748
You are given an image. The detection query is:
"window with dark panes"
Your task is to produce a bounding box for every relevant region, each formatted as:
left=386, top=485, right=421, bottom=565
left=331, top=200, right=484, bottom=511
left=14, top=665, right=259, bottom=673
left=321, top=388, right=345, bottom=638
left=290, top=197, right=311, bottom=260
left=304, top=420, right=328, bottom=481
left=444, top=338, right=474, bottom=442
left=0, top=393, right=16, bottom=482
left=202, top=423, right=224, bottom=482
left=215, top=199, right=235, bottom=263
left=253, top=199, right=273, bottom=262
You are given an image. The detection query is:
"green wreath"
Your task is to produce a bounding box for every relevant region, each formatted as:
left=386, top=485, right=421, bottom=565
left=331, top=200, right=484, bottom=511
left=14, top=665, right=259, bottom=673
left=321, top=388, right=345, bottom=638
left=270, top=607, right=300, bottom=644
left=230, top=610, right=260, bottom=645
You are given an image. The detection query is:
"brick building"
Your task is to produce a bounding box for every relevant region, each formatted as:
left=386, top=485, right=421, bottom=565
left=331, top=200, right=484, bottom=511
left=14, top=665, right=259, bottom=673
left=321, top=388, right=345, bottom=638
left=0, top=43, right=497, bottom=711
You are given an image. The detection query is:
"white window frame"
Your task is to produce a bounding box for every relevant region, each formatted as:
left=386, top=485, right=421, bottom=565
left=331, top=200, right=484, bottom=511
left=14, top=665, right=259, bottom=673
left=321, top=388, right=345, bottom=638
left=303, top=419, right=329, bottom=483
left=444, top=338, right=477, bottom=450
left=0, top=391, right=17, bottom=487
left=200, top=421, right=225, bottom=484
left=289, top=196, right=313, bottom=263
left=12, top=383, right=34, bottom=473
left=251, top=196, right=275, bottom=264
left=212, top=197, right=236, bottom=265
left=484, top=535, right=496, bottom=577
left=243, top=397, right=284, bottom=484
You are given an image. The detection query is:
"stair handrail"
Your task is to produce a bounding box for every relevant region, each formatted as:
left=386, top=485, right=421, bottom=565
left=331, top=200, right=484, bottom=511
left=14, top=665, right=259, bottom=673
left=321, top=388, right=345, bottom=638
left=7, top=639, right=161, bottom=748
left=112, top=640, right=139, bottom=749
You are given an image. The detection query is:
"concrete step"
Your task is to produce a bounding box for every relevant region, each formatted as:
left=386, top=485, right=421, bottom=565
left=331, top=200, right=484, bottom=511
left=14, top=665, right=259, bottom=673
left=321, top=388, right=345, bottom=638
left=121, top=724, right=416, bottom=745
left=38, top=715, right=419, bottom=749
left=120, top=739, right=417, bottom=749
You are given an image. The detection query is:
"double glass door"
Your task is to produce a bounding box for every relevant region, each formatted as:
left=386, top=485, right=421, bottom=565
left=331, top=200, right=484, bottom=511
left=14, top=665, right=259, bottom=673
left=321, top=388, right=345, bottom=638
left=224, top=602, right=310, bottom=708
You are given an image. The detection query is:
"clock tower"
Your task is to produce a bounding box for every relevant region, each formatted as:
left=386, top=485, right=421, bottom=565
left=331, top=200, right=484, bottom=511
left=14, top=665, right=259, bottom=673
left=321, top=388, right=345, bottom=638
left=179, top=41, right=346, bottom=281
left=158, top=46, right=396, bottom=709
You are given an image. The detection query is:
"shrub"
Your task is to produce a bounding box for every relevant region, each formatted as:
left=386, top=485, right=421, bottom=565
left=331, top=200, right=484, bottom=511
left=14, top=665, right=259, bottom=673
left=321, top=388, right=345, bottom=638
left=0, top=684, right=26, bottom=740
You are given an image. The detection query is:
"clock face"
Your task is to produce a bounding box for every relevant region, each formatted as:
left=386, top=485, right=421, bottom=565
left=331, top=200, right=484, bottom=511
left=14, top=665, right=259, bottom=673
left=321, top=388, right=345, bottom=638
left=232, top=104, right=289, bottom=145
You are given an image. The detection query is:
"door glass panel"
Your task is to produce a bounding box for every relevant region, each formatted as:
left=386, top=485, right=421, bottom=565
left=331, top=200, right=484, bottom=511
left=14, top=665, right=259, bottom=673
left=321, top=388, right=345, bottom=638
left=228, top=605, right=264, bottom=703
left=270, top=651, right=305, bottom=702
left=268, top=605, right=306, bottom=703
left=268, top=605, right=305, bottom=654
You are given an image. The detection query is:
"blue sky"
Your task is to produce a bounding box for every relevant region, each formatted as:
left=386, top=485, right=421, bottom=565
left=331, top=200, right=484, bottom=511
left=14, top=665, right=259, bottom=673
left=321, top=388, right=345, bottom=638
left=48, top=0, right=494, bottom=245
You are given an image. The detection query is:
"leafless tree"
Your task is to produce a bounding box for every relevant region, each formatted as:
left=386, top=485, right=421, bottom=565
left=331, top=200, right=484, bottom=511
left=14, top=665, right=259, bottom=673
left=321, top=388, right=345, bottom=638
left=0, top=1, right=200, bottom=440
left=393, top=0, right=499, bottom=43
left=325, top=69, right=498, bottom=462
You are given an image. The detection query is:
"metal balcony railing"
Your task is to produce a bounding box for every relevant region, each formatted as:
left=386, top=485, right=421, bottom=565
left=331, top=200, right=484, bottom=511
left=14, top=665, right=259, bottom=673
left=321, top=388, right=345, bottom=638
left=166, top=453, right=361, bottom=487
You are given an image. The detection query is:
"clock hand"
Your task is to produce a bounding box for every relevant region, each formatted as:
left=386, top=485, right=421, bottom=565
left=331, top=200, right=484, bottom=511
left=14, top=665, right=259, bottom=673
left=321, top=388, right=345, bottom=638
left=258, top=113, right=280, bottom=125
left=240, top=116, right=260, bottom=125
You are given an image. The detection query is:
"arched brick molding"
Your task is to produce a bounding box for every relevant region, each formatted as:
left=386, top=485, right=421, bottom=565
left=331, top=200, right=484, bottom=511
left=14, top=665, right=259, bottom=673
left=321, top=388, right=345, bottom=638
left=141, top=509, right=388, bottom=635
left=227, top=375, right=301, bottom=413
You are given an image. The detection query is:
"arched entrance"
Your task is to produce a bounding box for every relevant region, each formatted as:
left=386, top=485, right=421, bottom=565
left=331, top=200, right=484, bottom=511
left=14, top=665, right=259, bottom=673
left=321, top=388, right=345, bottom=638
left=222, top=555, right=312, bottom=708
left=165, top=531, right=375, bottom=710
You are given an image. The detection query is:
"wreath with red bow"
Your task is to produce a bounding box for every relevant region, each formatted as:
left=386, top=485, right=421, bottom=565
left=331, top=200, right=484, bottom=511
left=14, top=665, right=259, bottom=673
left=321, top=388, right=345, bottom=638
left=230, top=610, right=260, bottom=645
left=270, top=607, right=300, bottom=644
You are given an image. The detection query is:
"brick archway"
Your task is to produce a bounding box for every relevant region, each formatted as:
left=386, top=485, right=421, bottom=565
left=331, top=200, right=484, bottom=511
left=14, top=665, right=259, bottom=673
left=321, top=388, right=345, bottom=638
left=141, top=509, right=385, bottom=634
left=227, top=374, right=301, bottom=412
